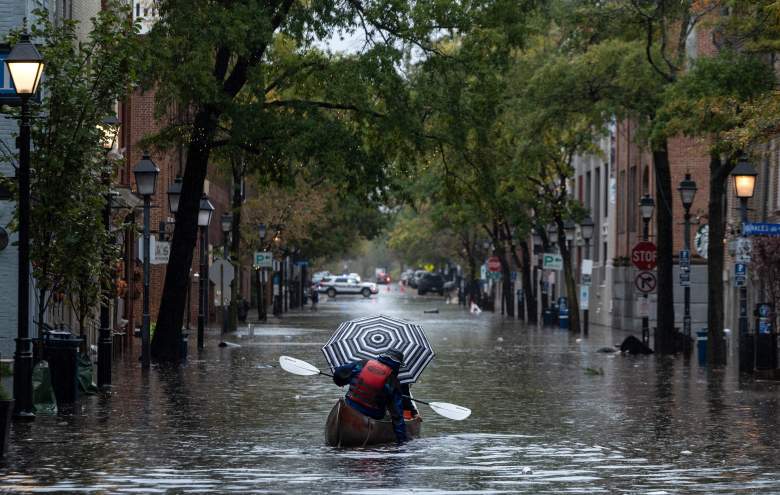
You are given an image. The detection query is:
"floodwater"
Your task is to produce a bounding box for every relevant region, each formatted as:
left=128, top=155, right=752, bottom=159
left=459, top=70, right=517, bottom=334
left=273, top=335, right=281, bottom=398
left=2, top=285, right=780, bottom=494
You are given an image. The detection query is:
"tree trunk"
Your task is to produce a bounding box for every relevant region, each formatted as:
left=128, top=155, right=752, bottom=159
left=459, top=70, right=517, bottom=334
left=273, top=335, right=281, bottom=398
left=229, top=162, right=243, bottom=332
left=707, top=154, right=731, bottom=367
left=497, top=247, right=514, bottom=317
left=151, top=107, right=219, bottom=362
left=653, top=143, right=676, bottom=353
left=557, top=221, right=580, bottom=333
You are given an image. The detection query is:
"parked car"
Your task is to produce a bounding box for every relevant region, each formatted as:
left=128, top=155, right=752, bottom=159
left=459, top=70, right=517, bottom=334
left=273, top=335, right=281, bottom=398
left=408, top=270, right=428, bottom=289
left=399, top=269, right=415, bottom=285
left=417, top=272, right=445, bottom=296
left=376, top=272, right=391, bottom=284
left=319, top=277, right=378, bottom=298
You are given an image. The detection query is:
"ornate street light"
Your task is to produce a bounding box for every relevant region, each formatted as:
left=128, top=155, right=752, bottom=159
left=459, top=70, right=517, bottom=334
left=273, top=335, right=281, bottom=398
left=197, top=194, right=214, bottom=349
left=679, top=173, right=697, bottom=348
left=97, top=114, right=121, bottom=389
left=580, top=215, right=595, bottom=336
left=547, top=224, right=558, bottom=245
left=6, top=26, right=44, bottom=419
left=167, top=177, right=182, bottom=215
left=563, top=219, right=576, bottom=242
left=133, top=152, right=160, bottom=369
left=731, top=156, right=758, bottom=371
left=638, top=194, right=654, bottom=345
left=732, top=156, right=758, bottom=199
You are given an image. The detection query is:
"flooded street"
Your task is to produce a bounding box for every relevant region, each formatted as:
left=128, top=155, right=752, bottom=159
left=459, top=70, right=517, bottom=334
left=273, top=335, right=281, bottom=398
left=2, top=286, right=780, bottom=494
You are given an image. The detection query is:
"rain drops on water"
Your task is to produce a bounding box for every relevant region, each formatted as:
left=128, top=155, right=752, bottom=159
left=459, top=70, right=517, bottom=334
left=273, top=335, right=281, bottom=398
left=521, top=467, right=533, bottom=475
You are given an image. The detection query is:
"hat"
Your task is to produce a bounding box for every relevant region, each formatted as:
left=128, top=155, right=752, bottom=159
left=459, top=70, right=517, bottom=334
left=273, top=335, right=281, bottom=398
left=379, top=348, right=404, bottom=366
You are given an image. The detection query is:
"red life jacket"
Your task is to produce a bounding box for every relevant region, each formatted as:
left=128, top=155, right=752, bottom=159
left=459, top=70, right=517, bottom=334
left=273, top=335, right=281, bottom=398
left=347, top=359, right=393, bottom=410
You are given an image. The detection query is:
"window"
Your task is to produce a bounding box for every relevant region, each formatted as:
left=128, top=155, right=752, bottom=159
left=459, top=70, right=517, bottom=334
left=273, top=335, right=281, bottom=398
left=618, top=170, right=626, bottom=233
left=594, top=167, right=600, bottom=262
left=628, top=166, right=637, bottom=233
left=335, top=278, right=347, bottom=283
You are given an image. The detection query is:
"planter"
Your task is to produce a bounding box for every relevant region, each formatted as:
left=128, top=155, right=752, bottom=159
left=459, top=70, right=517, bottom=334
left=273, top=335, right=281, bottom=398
left=0, top=399, right=14, bottom=457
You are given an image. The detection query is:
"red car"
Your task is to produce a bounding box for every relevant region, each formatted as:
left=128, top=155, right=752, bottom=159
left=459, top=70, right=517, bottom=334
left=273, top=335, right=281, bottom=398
left=376, top=272, right=391, bottom=284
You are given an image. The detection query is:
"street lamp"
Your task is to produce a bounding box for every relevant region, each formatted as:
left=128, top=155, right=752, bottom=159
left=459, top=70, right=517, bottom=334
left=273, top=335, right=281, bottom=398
left=167, top=177, right=182, bottom=215
left=197, top=194, right=215, bottom=349
left=678, top=173, right=697, bottom=347
left=6, top=27, right=44, bottom=419
left=580, top=216, right=594, bottom=336
left=97, top=114, right=121, bottom=389
left=257, top=223, right=267, bottom=322
left=547, top=224, right=558, bottom=247
left=133, top=152, right=159, bottom=369
left=219, top=213, right=233, bottom=335
left=639, top=194, right=655, bottom=345
left=732, top=156, right=757, bottom=371
left=563, top=219, right=576, bottom=243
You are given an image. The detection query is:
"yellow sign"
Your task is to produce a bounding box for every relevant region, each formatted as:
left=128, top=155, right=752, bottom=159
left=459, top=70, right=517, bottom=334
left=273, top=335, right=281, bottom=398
left=423, top=263, right=435, bottom=272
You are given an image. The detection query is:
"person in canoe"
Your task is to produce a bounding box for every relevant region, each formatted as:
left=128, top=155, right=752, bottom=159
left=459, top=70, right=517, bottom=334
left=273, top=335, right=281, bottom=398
left=332, top=349, right=408, bottom=444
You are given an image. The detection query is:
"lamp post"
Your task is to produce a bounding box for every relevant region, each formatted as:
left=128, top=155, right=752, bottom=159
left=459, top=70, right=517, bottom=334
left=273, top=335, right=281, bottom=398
left=639, top=194, right=655, bottom=346
left=732, top=156, right=757, bottom=371
left=257, top=223, right=267, bottom=322
left=6, top=28, right=44, bottom=418
left=197, top=195, right=215, bottom=349
left=678, top=173, right=697, bottom=349
left=220, top=213, right=233, bottom=335
left=133, top=152, right=159, bottom=369
left=97, top=114, right=120, bottom=388
left=580, top=216, right=594, bottom=336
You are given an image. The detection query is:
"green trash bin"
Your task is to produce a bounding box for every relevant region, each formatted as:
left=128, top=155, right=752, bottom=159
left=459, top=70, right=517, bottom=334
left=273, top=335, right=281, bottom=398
left=42, top=331, right=83, bottom=405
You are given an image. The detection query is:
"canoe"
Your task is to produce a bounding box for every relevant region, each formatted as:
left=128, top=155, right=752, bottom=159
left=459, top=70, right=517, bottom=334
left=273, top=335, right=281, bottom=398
left=325, top=399, right=422, bottom=447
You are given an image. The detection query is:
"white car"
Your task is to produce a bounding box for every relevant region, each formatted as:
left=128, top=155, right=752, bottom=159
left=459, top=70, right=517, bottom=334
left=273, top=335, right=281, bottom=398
left=319, top=276, right=378, bottom=298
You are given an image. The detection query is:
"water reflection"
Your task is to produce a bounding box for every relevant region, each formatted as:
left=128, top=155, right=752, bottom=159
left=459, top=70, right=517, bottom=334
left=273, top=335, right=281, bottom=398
left=0, top=288, right=779, bottom=493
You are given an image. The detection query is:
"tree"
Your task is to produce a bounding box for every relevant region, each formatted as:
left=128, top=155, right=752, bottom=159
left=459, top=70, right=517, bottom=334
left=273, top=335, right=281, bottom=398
left=145, top=0, right=463, bottom=361
left=2, top=3, right=141, bottom=335
left=657, top=50, right=776, bottom=365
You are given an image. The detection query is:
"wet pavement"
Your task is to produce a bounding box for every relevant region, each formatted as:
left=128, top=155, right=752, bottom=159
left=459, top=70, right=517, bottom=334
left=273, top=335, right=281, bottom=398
left=2, top=285, right=780, bottom=493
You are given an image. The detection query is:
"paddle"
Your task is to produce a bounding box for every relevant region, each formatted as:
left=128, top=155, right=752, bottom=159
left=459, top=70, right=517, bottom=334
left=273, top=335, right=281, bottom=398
left=279, top=355, right=472, bottom=421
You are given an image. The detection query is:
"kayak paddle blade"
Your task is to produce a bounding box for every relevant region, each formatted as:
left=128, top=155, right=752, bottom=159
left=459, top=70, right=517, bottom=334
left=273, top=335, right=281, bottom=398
left=428, top=402, right=471, bottom=421
left=279, top=355, right=322, bottom=376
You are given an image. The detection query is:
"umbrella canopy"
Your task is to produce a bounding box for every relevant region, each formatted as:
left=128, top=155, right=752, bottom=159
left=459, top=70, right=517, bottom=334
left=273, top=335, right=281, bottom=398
left=322, top=314, right=434, bottom=384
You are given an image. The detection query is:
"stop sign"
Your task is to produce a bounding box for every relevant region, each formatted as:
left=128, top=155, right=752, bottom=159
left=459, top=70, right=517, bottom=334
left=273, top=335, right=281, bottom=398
left=487, top=256, right=501, bottom=272
left=631, top=242, right=657, bottom=270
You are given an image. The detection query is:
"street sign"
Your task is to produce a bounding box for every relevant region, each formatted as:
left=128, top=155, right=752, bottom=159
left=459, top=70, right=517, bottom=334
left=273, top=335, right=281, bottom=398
left=581, top=273, right=592, bottom=286
left=581, top=259, right=593, bottom=275
left=579, top=285, right=590, bottom=310
left=487, top=256, right=502, bottom=272
left=679, top=270, right=690, bottom=287
left=638, top=297, right=650, bottom=317
left=631, top=242, right=657, bottom=270
left=735, top=238, right=752, bottom=263
left=254, top=251, right=273, bottom=268
left=734, top=263, right=747, bottom=288
left=487, top=271, right=501, bottom=280
left=744, top=222, right=780, bottom=237
left=634, top=271, right=657, bottom=293
left=542, top=253, right=563, bottom=271
left=679, top=249, right=690, bottom=271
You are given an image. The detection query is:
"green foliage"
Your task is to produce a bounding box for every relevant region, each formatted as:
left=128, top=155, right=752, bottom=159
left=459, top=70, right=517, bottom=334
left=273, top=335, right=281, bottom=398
left=2, top=3, right=142, bottom=332
left=656, top=50, right=777, bottom=153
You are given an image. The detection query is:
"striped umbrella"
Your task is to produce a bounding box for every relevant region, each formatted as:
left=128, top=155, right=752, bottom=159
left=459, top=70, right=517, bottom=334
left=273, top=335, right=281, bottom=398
left=322, top=314, right=434, bottom=384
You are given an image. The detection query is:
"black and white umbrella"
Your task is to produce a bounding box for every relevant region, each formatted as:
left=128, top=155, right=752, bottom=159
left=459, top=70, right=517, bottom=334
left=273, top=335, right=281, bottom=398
left=321, top=314, right=435, bottom=384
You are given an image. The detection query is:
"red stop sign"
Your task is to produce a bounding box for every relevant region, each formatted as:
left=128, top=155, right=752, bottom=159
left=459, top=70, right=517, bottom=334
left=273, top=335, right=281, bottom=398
left=631, top=242, right=657, bottom=270
left=487, top=256, right=501, bottom=272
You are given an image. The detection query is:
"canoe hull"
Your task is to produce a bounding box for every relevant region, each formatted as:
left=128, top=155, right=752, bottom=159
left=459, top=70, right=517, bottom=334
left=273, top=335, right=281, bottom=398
left=325, top=399, right=421, bottom=447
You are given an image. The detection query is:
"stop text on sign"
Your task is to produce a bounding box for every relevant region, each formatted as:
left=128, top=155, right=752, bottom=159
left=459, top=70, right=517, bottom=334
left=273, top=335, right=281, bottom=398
left=631, top=241, right=657, bottom=271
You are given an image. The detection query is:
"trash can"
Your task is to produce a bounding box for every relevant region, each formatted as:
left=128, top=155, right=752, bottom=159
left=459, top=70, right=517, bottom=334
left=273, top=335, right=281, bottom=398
left=542, top=308, right=554, bottom=326
left=42, top=331, right=83, bottom=405
left=697, top=330, right=708, bottom=366
left=180, top=332, right=189, bottom=361
left=558, top=297, right=569, bottom=330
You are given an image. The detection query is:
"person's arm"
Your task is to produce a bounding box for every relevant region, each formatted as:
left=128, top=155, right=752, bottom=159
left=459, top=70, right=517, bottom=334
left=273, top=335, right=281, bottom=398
left=387, top=379, right=408, bottom=444
left=333, top=361, right=361, bottom=387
